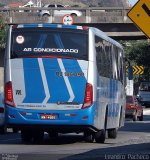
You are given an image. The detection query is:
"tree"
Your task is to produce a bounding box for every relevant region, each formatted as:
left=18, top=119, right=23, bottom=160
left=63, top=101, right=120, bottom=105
left=121, top=40, right=150, bottom=94
left=0, top=13, right=7, bottom=48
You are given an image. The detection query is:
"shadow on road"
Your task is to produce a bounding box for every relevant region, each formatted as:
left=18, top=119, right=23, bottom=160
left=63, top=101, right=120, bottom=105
left=122, top=115, right=150, bottom=133
left=60, top=142, right=150, bottom=160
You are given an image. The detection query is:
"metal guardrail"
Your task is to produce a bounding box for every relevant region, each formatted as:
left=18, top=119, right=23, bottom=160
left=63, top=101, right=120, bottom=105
left=0, top=7, right=132, bottom=24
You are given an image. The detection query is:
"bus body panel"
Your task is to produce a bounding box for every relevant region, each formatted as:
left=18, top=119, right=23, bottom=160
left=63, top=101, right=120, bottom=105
left=10, top=58, right=88, bottom=110
left=89, top=28, right=126, bottom=130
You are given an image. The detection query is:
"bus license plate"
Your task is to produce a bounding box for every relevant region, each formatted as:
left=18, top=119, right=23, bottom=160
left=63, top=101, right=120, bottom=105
left=40, top=114, right=56, bottom=120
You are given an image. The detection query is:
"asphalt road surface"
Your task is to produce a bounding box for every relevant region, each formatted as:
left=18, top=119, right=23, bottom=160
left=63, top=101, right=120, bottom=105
left=0, top=109, right=150, bottom=160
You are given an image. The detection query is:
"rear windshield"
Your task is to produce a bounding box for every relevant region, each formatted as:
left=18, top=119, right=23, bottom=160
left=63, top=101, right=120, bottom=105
left=126, top=96, right=133, bottom=103
left=139, top=82, right=150, bottom=91
left=11, top=28, right=88, bottom=60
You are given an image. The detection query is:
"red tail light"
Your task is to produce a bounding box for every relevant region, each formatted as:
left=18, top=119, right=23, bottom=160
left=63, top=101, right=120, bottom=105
left=5, top=81, right=15, bottom=107
left=82, top=26, right=89, bottom=30
left=82, top=83, right=93, bottom=109
left=12, top=25, right=18, bottom=29
left=129, top=105, right=135, bottom=109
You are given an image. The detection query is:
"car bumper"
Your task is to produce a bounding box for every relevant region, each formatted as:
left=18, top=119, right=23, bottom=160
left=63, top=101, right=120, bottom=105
left=125, top=109, right=136, bottom=117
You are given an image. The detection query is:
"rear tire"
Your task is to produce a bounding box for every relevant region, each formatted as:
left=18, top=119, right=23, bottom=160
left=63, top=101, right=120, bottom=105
left=71, top=13, right=77, bottom=17
left=95, top=107, right=108, bottom=143
left=139, top=111, right=143, bottom=121
left=49, top=131, right=58, bottom=138
left=33, top=131, right=44, bottom=143
left=95, top=129, right=106, bottom=143
left=84, top=132, right=94, bottom=143
left=42, top=14, right=50, bottom=19
left=0, top=125, right=6, bottom=134
left=21, top=129, right=32, bottom=143
left=107, top=128, right=117, bottom=139
left=13, top=127, right=18, bottom=133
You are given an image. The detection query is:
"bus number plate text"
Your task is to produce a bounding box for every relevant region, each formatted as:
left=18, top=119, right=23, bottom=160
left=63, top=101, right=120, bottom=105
left=40, top=114, right=56, bottom=120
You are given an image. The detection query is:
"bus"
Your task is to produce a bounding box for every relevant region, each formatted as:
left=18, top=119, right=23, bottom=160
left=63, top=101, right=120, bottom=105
left=4, top=24, right=127, bottom=143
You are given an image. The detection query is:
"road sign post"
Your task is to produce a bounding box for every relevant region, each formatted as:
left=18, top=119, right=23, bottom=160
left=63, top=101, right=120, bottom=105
left=126, top=65, right=144, bottom=75
left=128, top=0, right=150, bottom=38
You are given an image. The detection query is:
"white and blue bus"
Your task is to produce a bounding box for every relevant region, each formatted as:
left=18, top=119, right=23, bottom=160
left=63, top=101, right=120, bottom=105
left=5, top=24, right=127, bottom=143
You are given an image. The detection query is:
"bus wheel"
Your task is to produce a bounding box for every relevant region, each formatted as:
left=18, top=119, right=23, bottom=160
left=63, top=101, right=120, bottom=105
left=49, top=132, right=58, bottom=138
left=13, top=127, right=18, bottom=133
left=107, top=128, right=117, bottom=139
left=84, top=132, right=94, bottom=143
left=33, top=131, right=44, bottom=143
left=139, top=111, right=143, bottom=121
left=95, top=129, right=106, bottom=143
left=21, top=129, right=32, bottom=143
left=0, top=125, right=7, bottom=134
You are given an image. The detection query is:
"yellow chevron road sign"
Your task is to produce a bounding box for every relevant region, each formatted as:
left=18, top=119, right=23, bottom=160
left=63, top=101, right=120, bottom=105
left=126, top=65, right=144, bottom=75
left=132, top=65, right=144, bottom=74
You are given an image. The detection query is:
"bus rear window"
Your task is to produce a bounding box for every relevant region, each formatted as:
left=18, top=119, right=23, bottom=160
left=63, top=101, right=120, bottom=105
left=139, top=82, right=150, bottom=91
left=11, top=28, right=88, bottom=60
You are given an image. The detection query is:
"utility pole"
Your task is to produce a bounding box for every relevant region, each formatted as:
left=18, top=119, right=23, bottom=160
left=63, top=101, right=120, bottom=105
left=36, top=0, right=42, bottom=7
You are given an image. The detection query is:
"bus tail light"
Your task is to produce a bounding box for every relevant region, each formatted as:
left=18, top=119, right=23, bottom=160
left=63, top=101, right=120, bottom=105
left=82, top=83, right=93, bottom=109
left=5, top=81, right=15, bottom=107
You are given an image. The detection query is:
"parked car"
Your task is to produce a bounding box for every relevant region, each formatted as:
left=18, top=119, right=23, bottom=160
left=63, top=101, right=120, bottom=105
left=0, top=91, right=6, bottom=134
left=125, top=95, right=143, bottom=121
left=38, top=4, right=82, bottom=18
left=137, top=81, right=150, bottom=108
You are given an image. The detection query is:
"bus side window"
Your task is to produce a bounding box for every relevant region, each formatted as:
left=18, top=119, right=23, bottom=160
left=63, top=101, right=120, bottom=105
left=95, top=36, right=113, bottom=79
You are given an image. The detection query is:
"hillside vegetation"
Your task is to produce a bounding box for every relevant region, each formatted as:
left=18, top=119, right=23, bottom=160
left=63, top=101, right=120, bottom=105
left=0, top=0, right=131, bottom=7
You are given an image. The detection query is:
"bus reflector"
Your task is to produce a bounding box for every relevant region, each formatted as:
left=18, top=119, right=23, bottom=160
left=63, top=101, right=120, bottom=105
left=82, top=83, right=93, bottom=109
left=5, top=81, right=15, bottom=107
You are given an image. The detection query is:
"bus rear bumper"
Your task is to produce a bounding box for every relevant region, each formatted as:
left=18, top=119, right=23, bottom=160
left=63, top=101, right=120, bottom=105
left=6, top=105, right=96, bottom=132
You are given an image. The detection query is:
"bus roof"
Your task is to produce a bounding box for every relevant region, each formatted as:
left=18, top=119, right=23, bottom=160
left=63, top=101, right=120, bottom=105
left=11, top=23, right=86, bottom=30
left=89, top=27, right=123, bottom=49
left=11, top=23, right=123, bottom=49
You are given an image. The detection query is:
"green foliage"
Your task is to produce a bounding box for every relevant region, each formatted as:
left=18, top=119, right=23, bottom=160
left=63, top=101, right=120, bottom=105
left=0, top=3, right=5, bottom=7
left=120, top=40, right=150, bottom=94
left=0, top=13, right=7, bottom=48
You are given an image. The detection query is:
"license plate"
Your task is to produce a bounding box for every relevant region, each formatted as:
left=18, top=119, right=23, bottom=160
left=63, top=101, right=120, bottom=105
left=40, top=114, right=56, bottom=120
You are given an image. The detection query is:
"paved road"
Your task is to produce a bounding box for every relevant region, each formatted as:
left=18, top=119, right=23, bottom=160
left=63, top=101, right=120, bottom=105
left=0, top=109, right=150, bottom=160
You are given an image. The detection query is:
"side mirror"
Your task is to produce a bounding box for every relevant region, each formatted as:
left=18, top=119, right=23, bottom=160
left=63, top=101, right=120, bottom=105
left=128, top=66, right=133, bottom=80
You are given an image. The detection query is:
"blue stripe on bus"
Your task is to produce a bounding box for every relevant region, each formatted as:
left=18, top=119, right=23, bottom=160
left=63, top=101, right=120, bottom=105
left=22, top=24, right=39, bottom=28
left=18, top=24, right=79, bottom=29
left=23, top=34, right=48, bottom=103
left=61, top=25, right=77, bottom=29
left=62, top=59, right=86, bottom=103
left=23, top=59, right=45, bottom=103
left=42, top=24, right=59, bottom=28
left=42, top=58, right=70, bottom=103
left=54, top=33, right=82, bottom=102
left=108, top=79, right=119, bottom=117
